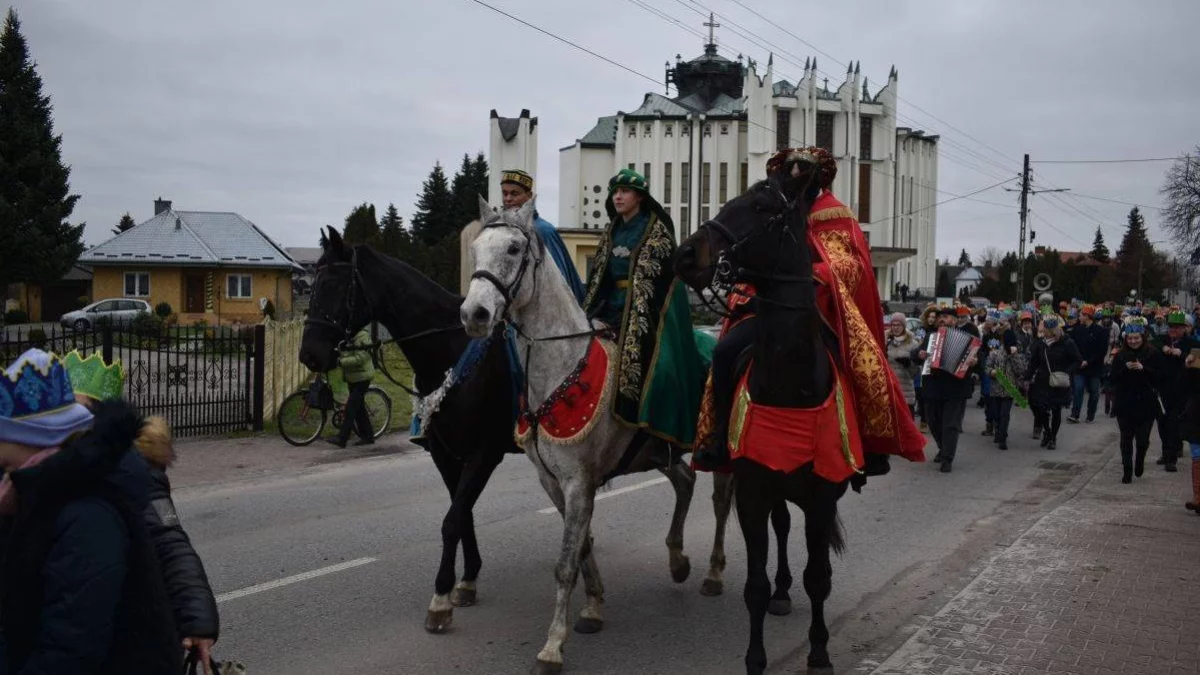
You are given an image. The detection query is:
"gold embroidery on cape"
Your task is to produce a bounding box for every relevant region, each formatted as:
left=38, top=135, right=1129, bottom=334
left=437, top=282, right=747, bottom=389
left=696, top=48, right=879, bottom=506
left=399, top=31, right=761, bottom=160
left=809, top=206, right=856, bottom=223
left=816, top=229, right=895, bottom=438
left=618, top=218, right=673, bottom=398
left=729, top=379, right=752, bottom=453
left=581, top=233, right=611, bottom=311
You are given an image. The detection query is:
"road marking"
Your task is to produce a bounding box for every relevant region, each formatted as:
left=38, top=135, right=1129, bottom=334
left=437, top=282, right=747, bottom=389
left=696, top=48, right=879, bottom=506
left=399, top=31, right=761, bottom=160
left=216, top=557, right=378, bottom=603
left=538, top=476, right=669, bottom=514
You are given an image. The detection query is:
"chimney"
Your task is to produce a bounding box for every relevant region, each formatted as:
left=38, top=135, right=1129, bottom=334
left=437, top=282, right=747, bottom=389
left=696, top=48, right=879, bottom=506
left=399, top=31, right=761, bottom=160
left=175, top=217, right=182, bottom=230
left=1034, top=245, right=1047, bottom=256
left=154, top=197, right=172, bottom=215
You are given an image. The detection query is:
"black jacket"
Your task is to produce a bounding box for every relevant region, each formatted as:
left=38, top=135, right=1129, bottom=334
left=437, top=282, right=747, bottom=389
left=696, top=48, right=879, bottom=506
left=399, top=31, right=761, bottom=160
left=1027, top=337, right=1082, bottom=408
left=1181, top=368, right=1200, bottom=444
left=138, top=437, right=220, bottom=641
left=1067, top=322, right=1108, bottom=377
left=1, top=400, right=182, bottom=675
left=911, top=322, right=980, bottom=401
left=1110, top=345, right=1162, bottom=422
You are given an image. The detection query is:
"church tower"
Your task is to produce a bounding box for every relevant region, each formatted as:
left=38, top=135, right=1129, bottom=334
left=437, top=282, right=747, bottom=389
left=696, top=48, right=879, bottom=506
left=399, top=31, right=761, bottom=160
left=488, top=109, right=538, bottom=202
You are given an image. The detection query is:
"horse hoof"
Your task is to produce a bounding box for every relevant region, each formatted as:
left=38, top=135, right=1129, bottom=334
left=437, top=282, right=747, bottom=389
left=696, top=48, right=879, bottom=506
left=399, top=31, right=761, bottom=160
left=451, top=587, right=477, bottom=607
left=574, top=616, right=604, bottom=634
left=424, top=609, right=453, bottom=633
left=767, top=595, right=793, bottom=616
left=530, top=659, right=564, bottom=675
left=699, top=578, right=724, bottom=596
left=670, top=556, right=691, bottom=584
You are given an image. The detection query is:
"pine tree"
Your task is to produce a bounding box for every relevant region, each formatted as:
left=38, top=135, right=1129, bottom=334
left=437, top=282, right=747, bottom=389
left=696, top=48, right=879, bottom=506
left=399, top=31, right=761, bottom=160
left=935, top=267, right=954, bottom=297
left=1114, top=207, right=1160, bottom=299
left=112, top=212, right=136, bottom=236
left=411, top=162, right=454, bottom=245
left=0, top=9, right=85, bottom=288
left=1089, top=225, right=1110, bottom=263
left=449, top=154, right=477, bottom=231
left=377, top=203, right=409, bottom=259
left=957, top=248, right=972, bottom=266
left=342, top=203, right=379, bottom=246
left=471, top=151, right=489, bottom=202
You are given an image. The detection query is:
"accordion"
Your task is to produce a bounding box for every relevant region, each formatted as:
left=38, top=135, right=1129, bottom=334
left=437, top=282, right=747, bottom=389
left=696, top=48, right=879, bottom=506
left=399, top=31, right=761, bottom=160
left=921, top=327, right=981, bottom=379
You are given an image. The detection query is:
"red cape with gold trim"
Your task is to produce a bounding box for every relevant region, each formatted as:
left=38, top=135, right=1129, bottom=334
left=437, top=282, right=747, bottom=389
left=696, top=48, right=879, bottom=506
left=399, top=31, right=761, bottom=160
left=807, top=190, right=926, bottom=462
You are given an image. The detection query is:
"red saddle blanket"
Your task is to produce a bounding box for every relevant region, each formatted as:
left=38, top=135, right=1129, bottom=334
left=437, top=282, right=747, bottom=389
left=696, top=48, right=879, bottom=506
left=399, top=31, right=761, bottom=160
left=726, top=362, right=865, bottom=483
left=516, top=338, right=614, bottom=448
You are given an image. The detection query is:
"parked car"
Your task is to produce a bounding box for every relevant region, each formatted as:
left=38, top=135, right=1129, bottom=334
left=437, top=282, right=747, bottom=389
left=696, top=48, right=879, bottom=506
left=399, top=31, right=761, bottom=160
left=60, top=298, right=152, bottom=331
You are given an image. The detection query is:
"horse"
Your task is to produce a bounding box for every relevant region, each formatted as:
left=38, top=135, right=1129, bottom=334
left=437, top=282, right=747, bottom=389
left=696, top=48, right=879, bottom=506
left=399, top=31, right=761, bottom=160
left=463, top=196, right=786, bottom=674
left=673, top=158, right=850, bottom=675
left=299, top=226, right=518, bottom=635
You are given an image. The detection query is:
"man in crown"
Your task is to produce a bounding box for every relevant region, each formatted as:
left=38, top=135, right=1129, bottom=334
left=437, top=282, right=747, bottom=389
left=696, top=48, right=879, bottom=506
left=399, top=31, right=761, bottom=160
left=499, top=169, right=585, bottom=302
left=0, top=348, right=182, bottom=672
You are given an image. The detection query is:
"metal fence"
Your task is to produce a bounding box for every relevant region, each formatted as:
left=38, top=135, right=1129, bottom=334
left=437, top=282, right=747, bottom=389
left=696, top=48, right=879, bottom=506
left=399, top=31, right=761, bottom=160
left=0, top=322, right=265, bottom=437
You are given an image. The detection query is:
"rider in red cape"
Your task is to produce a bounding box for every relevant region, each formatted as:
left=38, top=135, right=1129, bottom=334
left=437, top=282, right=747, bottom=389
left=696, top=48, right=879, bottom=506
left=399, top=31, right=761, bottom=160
left=696, top=147, right=925, bottom=473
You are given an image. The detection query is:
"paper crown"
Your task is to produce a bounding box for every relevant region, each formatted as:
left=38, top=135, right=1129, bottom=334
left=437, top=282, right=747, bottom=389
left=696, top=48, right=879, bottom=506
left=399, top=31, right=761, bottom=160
left=500, top=169, right=534, bottom=192
left=1167, top=311, right=1189, bottom=326
left=62, top=350, right=125, bottom=402
left=1042, top=316, right=1062, bottom=329
left=1123, top=317, right=1147, bottom=334
left=1, top=351, right=80, bottom=420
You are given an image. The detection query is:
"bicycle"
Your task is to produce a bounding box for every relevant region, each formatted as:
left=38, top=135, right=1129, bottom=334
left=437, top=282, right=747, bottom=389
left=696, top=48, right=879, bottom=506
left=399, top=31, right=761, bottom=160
left=276, top=373, right=393, bottom=447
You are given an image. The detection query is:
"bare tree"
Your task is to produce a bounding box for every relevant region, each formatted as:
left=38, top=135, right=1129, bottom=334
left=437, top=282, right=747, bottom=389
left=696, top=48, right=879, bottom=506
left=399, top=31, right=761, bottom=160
left=1161, top=148, right=1200, bottom=252
left=976, top=245, right=1006, bottom=268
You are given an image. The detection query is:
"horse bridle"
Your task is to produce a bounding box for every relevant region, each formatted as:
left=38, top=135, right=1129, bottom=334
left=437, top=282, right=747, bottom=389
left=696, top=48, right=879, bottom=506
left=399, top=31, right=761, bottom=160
left=470, top=217, right=541, bottom=323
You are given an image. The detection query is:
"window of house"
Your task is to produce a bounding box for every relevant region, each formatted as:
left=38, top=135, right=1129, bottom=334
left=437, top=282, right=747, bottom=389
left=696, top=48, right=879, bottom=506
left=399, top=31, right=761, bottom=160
left=719, top=162, right=729, bottom=203
left=664, top=163, right=673, bottom=204
left=703, top=124, right=712, bottom=138
left=123, top=272, right=150, bottom=297
left=643, top=123, right=652, bottom=137
left=627, top=125, right=636, bottom=138
left=701, top=163, right=712, bottom=203
left=859, top=116, right=873, bottom=160
left=681, top=162, right=691, bottom=203
left=816, top=112, right=835, bottom=152
left=227, top=274, right=252, bottom=299
left=720, top=123, right=729, bottom=136
left=665, top=123, right=673, bottom=137
left=776, top=109, right=791, bottom=151
left=740, top=161, right=749, bottom=194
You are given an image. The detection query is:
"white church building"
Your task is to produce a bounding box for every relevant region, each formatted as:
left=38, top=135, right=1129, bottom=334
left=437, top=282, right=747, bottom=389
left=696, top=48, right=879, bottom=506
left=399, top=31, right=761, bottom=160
left=489, top=30, right=940, bottom=296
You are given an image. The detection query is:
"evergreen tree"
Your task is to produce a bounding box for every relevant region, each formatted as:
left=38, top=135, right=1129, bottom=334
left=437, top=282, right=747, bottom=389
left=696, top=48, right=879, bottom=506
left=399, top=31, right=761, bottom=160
left=935, top=267, right=954, bottom=297
left=448, top=152, right=491, bottom=230
left=471, top=151, right=489, bottom=202
left=112, top=212, right=136, bottom=236
left=411, top=162, right=454, bottom=245
left=377, top=203, right=409, bottom=259
left=1113, top=207, right=1165, bottom=299
left=0, top=9, right=85, bottom=288
left=957, top=248, right=972, bottom=267
left=342, top=203, right=379, bottom=246
left=1089, top=225, right=1110, bottom=263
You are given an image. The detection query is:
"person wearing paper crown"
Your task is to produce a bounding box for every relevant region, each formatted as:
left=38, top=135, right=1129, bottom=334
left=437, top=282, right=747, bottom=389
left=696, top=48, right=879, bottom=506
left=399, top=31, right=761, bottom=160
left=1151, top=310, right=1200, bottom=473
left=0, top=349, right=182, bottom=674
left=1066, top=304, right=1107, bottom=424
left=1109, top=318, right=1162, bottom=483
left=63, top=349, right=221, bottom=671
left=1025, top=315, right=1081, bottom=450
left=582, top=167, right=706, bottom=460
left=499, top=169, right=586, bottom=303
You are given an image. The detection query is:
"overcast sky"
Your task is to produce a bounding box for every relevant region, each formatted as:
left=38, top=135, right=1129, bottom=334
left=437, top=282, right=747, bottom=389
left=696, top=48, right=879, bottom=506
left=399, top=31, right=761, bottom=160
left=11, top=0, right=1198, bottom=261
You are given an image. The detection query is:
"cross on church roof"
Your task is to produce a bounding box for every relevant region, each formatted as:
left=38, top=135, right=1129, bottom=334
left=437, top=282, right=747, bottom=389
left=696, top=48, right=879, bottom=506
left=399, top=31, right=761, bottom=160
left=704, top=12, right=720, bottom=47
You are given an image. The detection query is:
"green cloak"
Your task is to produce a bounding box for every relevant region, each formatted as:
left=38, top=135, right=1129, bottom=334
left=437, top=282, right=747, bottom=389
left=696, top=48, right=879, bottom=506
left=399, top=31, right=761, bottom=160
left=583, top=200, right=705, bottom=447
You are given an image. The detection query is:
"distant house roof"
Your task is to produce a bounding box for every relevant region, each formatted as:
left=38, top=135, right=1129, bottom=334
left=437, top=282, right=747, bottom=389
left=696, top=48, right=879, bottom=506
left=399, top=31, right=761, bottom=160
left=286, top=247, right=323, bottom=265
left=80, top=210, right=302, bottom=270
left=578, top=115, right=618, bottom=148
left=956, top=267, right=984, bottom=282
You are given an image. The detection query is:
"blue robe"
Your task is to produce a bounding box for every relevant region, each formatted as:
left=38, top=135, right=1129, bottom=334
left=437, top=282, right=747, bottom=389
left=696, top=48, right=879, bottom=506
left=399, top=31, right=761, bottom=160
left=533, top=215, right=585, bottom=303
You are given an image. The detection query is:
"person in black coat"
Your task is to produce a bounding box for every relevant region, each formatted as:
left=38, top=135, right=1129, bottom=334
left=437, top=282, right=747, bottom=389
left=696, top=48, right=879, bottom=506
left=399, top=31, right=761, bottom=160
left=1066, top=306, right=1109, bottom=423
left=1181, top=352, right=1200, bottom=515
left=1109, top=321, right=1162, bottom=483
left=0, top=373, right=182, bottom=675
left=1026, top=316, right=1082, bottom=450
left=912, top=308, right=980, bottom=473
left=1151, top=311, right=1200, bottom=472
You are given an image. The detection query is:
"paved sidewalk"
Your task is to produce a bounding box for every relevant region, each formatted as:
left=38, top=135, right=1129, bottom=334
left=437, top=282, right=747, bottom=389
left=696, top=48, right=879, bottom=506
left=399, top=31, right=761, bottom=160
left=857, top=451, right=1200, bottom=675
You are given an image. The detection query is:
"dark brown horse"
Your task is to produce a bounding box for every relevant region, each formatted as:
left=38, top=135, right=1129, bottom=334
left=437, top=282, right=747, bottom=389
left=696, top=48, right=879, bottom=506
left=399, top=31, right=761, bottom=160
left=674, top=158, right=849, bottom=675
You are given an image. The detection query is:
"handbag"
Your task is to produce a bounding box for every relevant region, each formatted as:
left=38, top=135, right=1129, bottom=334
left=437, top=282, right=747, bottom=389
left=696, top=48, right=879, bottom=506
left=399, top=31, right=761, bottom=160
left=184, top=648, right=248, bottom=675
left=1044, top=348, right=1070, bottom=389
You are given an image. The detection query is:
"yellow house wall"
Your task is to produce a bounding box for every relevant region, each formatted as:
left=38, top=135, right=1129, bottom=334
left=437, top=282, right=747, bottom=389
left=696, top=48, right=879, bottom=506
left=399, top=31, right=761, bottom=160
left=92, top=267, right=183, bottom=313
left=558, top=231, right=602, bottom=280
left=91, top=266, right=292, bottom=325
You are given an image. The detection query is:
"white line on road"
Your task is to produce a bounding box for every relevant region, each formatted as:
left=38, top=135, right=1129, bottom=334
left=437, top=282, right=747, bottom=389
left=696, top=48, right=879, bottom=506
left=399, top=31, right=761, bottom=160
left=537, top=476, right=670, bottom=514
left=215, top=557, right=378, bottom=603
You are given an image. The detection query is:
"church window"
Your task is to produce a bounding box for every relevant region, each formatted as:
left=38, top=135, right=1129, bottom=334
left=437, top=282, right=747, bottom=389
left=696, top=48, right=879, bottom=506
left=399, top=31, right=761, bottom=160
left=644, top=124, right=652, bottom=137
left=665, top=123, right=673, bottom=137
left=643, top=163, right=651, bottom=185
left=593, top=185, right=602, bottom=193
left=628, top=125, right=636, bottom=138
left=703, top=124, right=712, bottom=138
left=681, top=163, right=691, bottom=203
left=583, top=197, right=589, bottom=206
left=860, top=117, right=873, bottom=159
left=681, top=123, right=691, bottom=136
left=858, top=164, right=872, bottom=224
left=720, top=123, right=729, bottom=136
left=740, top=162, right=748, bottom=194
left=719, top=162, right=729, bottom=203
left=701, top=163, right=712, bottom=203
left=629, top=163, right=635, bottom=171
left=702, top=206, right=710, bottom=223
left=681, top=207, right=690, bottom=235
left=816, top=112, right=834, bottom=153
left=664, top=163, right=673, bottom=204
left=593, top=210, right=602, bottom=220
left=776, top=109, right=791, bottom=151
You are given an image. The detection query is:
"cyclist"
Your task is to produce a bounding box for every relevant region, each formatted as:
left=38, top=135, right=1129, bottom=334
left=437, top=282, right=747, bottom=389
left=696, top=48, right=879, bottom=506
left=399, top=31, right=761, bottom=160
left=328, top=327, right=376, bottom=447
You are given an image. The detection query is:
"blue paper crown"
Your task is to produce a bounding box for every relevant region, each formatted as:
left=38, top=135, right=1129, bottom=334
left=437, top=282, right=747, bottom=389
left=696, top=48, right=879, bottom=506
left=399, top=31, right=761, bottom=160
left=0, top=352, right=79, bottom=420
left=1042, top=316, right=1061, bottom=329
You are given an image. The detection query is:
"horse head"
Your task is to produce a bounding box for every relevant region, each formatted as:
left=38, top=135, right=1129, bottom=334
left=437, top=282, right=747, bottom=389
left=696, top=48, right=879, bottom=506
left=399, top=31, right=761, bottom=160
left=299, top=225, right=373, bottom=372
left=674, top=151, right=824, bottom=293
left=461, top=196, right=540, bottom=338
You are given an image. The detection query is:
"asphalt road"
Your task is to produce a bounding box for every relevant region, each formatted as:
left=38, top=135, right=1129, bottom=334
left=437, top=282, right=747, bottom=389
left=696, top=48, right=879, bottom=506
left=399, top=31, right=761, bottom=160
left=178, top=403, right=1120, bottom=675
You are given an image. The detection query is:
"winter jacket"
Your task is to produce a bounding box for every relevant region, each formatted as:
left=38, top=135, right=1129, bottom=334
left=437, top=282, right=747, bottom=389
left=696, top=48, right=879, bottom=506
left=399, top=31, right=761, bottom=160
left=985, top=347, right=1028, bottom=400
left=1153, top=334, right=1200, bottom=399
left=1026, top=337, right=1082, bottom=408
left=911, top=322, right=980, bottom=401
left=1067, top=322, right=1108, bottom=377
left=1, top=400, right=181, bottom=675
left=1110, top=345, right=1163, bottom=423
left=338, top=329, right=375, bottom=384
left=137, top=423, right=220, bottom=642
left=1181, top=368, right=1200, bottom=444
left=884, top=329, right=919, bottom=405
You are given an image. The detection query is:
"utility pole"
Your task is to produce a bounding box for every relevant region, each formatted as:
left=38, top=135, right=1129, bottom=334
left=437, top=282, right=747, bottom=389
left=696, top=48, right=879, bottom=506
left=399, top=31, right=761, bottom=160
left=1017, top=153, right=1031, bottom=303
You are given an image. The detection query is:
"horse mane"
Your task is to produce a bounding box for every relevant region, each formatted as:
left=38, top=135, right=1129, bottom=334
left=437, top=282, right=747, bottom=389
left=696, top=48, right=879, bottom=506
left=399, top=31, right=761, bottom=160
left=353, top=244, right=464, bottom=305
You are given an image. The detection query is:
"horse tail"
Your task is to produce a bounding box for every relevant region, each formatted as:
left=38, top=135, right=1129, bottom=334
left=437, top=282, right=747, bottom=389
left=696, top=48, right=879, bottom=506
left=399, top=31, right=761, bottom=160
left=828, top=509, right=847, bottom=557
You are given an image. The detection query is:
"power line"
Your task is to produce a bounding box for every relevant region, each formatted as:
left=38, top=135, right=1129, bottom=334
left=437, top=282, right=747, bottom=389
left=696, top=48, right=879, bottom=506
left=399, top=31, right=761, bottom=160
left=1062, top=192, right=1166, bottom=211
left=865, top=177, right=1013, bottom=225
left=1032, top=156, right=1185, bottom=165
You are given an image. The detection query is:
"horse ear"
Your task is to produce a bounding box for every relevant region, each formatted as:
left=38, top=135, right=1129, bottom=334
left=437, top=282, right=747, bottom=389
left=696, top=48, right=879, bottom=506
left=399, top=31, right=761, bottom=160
left=478, top=195, right=495, bottom=222
left=327, top=226, right=345, bottom=253
left=514, top=199, right=536, bottom=231
left=319, top=228, right=328, bottom=248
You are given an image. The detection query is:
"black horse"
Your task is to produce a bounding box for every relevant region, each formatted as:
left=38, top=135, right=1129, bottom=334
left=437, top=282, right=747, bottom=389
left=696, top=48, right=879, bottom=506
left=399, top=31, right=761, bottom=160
left=674, top=158, right=849, bottom=675
left=299, top=226, right=517, bottom=634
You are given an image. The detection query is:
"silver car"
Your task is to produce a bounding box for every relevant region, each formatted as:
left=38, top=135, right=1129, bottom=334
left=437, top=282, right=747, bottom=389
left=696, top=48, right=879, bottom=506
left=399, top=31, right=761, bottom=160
left=60, top=298, right=152, bottom=331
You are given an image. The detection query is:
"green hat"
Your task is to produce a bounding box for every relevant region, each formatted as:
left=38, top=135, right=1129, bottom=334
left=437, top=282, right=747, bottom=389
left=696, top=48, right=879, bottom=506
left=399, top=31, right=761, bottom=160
left=1167, top=310, right=1189, bottom=326
left=608, top=168, right=650, bottom=195
left=62, top=350, right=126, bottom=402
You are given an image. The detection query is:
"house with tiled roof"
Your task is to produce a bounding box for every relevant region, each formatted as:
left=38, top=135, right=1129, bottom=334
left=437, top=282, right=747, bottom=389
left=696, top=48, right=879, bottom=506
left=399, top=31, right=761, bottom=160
left=79, top=199, right=301, bottom=325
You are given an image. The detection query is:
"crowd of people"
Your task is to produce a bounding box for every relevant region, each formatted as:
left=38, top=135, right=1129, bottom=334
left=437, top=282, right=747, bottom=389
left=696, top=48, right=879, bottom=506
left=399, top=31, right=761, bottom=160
left=0, top=348, right=227, bottom=674
left=885, top=300, right=1200, bottom=508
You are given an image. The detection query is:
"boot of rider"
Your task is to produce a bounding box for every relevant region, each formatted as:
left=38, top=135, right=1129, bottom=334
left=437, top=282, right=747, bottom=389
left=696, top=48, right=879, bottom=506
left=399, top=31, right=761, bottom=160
left=1187, top=458, right=1200, bottom=513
